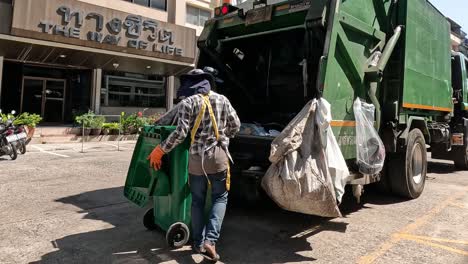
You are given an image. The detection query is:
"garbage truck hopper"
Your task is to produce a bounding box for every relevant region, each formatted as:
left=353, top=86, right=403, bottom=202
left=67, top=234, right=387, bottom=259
left=195, top=0, right=453, bottom=203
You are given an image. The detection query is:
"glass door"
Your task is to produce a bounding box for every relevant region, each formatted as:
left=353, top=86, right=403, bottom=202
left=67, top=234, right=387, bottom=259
left=44, top=80, right=66, bottom=122
left=21, top=77, right=66, bottom=123
left=21, top=78, right=44, bottom=117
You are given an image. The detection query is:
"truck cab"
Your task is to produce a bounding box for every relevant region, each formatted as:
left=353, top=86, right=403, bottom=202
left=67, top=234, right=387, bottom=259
left=451, top=53, right=468, bottom=115
left=432, top=53, right=468, bottom=168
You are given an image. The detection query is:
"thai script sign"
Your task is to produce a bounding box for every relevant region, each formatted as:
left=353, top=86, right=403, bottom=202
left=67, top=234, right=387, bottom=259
left=11, top=0, right=196, bottom=63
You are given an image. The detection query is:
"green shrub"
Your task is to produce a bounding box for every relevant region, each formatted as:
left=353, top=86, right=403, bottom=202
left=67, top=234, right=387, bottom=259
left=103, top=122, right=120, bottom=130
left=13, top=113, right=43, bottom=127
left=75, top=111, right=95, bottom=128
left=91, top=116, right=105, bottom=129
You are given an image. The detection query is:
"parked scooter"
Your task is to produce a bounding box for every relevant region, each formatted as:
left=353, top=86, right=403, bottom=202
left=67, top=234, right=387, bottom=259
left=13, top=123, right=27, bottom=154
left=6, top=111, right=27, bottom=154
left=0, top=110, right=18, bottom=160
left=9, top=116, right=26, bottom=155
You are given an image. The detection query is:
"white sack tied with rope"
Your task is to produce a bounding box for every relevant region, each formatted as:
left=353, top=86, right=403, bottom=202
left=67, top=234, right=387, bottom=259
left=261, top=99, right=349, bottom=217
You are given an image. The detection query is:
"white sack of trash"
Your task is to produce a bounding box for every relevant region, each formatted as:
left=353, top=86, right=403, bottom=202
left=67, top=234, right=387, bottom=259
left=261, top=98, right=349, bottom=218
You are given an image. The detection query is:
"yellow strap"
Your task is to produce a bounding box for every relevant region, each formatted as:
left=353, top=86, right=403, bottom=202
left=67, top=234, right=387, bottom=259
left=203, top=95, right=220, bottom=141
left=226, top=162, right=231, bottom=191
left=202, top=94, right=230, bottom=190
left=191, top=96, right=207, bottom=145
left=190, top=93, right=230, bottom=191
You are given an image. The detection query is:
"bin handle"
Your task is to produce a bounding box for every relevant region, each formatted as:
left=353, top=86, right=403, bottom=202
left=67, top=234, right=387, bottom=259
left=147, top=163, right=172, bottom=196
left=147, top=167, right=158, bottom=194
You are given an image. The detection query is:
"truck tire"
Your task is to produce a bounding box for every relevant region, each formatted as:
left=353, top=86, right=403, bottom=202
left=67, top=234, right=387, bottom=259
left=453, top=145, right=468, bottom=170
left=389, top=129, right=427, bottom=199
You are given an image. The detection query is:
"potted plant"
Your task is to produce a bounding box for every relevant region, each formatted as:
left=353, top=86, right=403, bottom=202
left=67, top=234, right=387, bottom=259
left=135, top=112, right=149, bottom=133
left=147, top=113, right=163, bottom=124
left=109, top=122, right=121, bottom=135
left=75, top=111, right=95, bottom=136
left=13, top=112, right=43, bottom=141
left=90, top=116, right=105, bottom=136
left=101, top=123, right=112, bottom=135
left=121, top=112, right=149, bottom=134
left=121, top=112, right=136, bottom=135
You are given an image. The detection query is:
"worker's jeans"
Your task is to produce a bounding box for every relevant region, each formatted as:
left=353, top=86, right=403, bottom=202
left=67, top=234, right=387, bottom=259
left=189, top=171, right=228, bottom=248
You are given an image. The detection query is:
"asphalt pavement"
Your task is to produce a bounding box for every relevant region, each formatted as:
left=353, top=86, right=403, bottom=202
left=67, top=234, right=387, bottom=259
left=0, top=141, right=467, bottom=264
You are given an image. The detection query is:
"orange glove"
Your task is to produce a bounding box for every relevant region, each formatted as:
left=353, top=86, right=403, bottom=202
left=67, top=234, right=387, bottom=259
left=147, top=145, right=165, bottom=170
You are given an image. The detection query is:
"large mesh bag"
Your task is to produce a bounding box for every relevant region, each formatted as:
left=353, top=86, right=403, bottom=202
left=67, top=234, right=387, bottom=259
left=261, top=100, right=342, bottom=218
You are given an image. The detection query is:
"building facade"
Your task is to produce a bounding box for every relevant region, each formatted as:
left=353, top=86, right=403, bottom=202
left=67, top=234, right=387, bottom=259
left=0, top=0, right=214, bottom=124
left=447, top=17, right=467, bottom=53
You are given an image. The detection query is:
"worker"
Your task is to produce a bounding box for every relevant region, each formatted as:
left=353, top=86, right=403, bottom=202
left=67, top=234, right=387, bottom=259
left=147, top=67, right=241, bottom=262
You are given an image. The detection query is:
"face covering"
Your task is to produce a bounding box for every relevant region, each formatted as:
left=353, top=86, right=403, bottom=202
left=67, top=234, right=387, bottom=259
left=177, top=78, right=212, bottom=98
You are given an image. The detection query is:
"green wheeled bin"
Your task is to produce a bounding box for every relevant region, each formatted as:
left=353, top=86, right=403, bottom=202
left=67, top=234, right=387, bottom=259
left=124, top=125, right=193, bottom=248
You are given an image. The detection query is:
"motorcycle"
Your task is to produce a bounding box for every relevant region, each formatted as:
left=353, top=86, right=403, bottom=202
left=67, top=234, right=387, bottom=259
left=0, top=110, right=18, bottom=160
left=13, top=123, right=27, bottom=154
left=7, top=111, right=27, bottom=154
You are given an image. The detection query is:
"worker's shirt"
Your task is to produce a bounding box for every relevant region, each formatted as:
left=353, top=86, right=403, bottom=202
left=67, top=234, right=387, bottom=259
left=160, top=92, right=241, bottom=158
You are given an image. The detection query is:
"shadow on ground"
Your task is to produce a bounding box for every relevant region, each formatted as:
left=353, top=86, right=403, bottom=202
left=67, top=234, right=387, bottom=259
left=27, top=160, right=464, bottom=263
left=30, top=178, right=425, bottom=264
left=30, top=186, right=354, bottom=264
left=427, top=161, right=456, bottom=174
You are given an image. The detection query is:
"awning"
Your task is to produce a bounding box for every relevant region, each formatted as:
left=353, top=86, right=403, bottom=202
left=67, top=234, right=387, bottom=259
left=0, top=34, right=194, bottom=75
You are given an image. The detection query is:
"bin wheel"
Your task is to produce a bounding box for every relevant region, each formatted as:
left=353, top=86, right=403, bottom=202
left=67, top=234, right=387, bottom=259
left=166, top=222, right=190, bottom=248
left=143, top=208, right=157, bottom=230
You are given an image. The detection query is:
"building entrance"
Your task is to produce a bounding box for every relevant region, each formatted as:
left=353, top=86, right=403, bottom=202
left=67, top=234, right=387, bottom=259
left=21, top=77, right=66, bottom=123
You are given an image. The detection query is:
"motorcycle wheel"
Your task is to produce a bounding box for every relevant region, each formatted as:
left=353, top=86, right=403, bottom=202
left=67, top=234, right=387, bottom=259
left=19, top=141, right=26, bottom=154
left=9, top=143, right=17, bottom=160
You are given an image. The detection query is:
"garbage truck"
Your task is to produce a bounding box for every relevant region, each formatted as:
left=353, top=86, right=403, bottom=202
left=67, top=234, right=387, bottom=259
left=194, top=0, right=468, bottom=202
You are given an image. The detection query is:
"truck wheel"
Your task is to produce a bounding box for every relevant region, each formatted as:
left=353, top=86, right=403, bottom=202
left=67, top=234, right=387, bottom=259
left=389, top=129, right=427, bottom=199
left=143, top=208, right=157, bottom=230
left=453, top=145, right=468, bottom=170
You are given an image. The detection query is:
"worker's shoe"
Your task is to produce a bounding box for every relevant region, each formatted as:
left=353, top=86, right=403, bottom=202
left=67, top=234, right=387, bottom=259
left=203, top=241, right=220, bottom=262
left=192, top=244, right=206, bottom=254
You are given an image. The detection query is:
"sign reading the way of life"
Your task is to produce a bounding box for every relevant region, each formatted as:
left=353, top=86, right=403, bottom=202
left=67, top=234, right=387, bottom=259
left=11, top=0, right=197, bottom=63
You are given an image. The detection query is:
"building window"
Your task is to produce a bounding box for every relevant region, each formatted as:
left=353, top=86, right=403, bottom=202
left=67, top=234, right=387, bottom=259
left=186, top=5, right=211, bottom=27
left=232, top=0, right=248, bottom=5
left=101, top=75, right=166, bottom=108
left=123, top=0, right=167, bottom=11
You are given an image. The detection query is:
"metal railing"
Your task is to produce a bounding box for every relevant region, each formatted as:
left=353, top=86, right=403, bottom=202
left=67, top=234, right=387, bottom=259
left=80, top=115, right=122, bottom=153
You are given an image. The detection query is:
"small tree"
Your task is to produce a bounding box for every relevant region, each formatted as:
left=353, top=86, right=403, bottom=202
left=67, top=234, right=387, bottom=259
left=75, top=111, right=96, bottom=128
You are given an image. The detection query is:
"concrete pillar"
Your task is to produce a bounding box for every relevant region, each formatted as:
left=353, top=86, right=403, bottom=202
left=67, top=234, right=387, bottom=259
left=91, top=68, right=102, bottom=114
left=0, top=56, right=3, bottom=109
left=166, top=76, right=175, bottom=110
left=167, top=0, right=186, bottom=26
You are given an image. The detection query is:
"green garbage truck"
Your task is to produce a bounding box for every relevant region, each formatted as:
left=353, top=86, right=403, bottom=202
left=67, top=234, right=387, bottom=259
left=195, top=0, right=468, bottom=201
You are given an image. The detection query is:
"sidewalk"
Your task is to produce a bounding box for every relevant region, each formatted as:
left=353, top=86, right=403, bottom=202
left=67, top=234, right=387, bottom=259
left=26, top=141, right=137, bottom=156
left=29, top=126, right=139, bottom=144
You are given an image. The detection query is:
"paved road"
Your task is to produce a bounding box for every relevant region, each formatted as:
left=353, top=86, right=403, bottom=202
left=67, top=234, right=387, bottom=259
left=0, top=142, right=467, bottom=264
